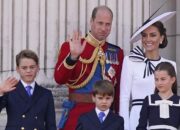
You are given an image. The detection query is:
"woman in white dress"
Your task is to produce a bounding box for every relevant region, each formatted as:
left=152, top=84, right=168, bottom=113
left=119, top=12, right=177, bottom=130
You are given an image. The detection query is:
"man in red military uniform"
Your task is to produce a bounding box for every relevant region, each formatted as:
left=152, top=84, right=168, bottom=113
left=54, top=5, right=124, bottom=130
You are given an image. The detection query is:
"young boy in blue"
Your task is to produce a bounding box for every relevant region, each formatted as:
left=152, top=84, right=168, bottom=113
left=137, top=62, right=180, bottom=130
left=0, top=50, right=56, bottom=130
left=76, top=80, right=124, bottom=130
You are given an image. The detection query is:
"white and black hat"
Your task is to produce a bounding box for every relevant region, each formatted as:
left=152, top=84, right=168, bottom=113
left=130, top=11, right=176, bottom=44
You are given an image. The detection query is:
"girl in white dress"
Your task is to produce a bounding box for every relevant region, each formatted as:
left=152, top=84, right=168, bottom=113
left=119, top=12, right=176, bottom=130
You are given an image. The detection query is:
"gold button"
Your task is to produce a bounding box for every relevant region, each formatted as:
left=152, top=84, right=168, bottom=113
left=21, top=127, right=25, bottom=130
left=22, top=115, right=26, bottom=118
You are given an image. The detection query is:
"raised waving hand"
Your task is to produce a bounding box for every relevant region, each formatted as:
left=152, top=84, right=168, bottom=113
left=0, top=77, right=18, bottom=95
left=68, top=31, right=86, bottom=60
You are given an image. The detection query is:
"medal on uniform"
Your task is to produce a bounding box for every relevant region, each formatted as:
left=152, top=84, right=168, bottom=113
left=105, top=51, right=119, bottom=65
left=108, top=66, right=115, bottom=78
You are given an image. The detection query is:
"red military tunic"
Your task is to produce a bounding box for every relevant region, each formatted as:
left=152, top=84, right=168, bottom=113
left=54, top=32, right=124, bottom=130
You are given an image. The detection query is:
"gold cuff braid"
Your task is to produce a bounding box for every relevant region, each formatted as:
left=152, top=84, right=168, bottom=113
left=63, top=59, right=76, bottom=69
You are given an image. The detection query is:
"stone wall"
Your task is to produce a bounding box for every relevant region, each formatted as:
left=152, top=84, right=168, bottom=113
left=43, top=84, right=69, bottom=110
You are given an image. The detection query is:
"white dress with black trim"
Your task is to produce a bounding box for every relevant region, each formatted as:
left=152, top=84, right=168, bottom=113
left=119, top=46, right=176, bottom=130
left=137, top=94, right=180, bottom=130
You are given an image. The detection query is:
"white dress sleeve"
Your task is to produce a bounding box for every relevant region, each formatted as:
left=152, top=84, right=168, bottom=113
left=119, top=56, right=133, bottom=130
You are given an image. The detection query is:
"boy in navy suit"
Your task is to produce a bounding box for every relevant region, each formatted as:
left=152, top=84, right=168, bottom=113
left=76, top=80, right=124, bottom=130
left=0, top=49, right=56, bottom=130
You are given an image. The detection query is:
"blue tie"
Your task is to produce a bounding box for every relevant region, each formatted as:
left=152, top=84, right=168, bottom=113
left=26, top=86, right=32, bottom=97
left=98, top=112, right=105, bottom=123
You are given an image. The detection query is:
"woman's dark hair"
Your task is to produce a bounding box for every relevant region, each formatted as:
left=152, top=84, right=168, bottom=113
left=141, top=21, right=168, bottom=48
left=152, top=21, right=168, bottom=48
left=154, top=62, right=177, bottom=94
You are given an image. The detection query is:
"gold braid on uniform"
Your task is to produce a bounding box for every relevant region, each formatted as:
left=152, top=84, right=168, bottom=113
left=67, top=32, right=106, bottom=89
left=68, top=63, right=87, bottom=84
left=98, top=47, right=106, bottom=80
left=79, top=47, right=99, bottom=63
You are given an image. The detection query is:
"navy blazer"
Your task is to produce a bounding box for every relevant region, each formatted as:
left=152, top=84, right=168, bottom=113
left=76, top=109, right=124, bottom=130
left=0, top=81, right=56, bottom=130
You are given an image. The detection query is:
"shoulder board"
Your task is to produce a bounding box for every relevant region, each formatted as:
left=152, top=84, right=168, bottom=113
left=106, top=42, right=120, bottom=52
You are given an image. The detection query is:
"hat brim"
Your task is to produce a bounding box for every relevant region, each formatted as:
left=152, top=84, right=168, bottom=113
left=130, top=11, right=176, bottom=44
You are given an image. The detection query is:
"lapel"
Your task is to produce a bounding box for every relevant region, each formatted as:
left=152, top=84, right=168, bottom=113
left=16, top=81, right=30, bottom=101
left=88, top=110, right=116, bottom=128
left=88, top=110, right=102, bottom=128
left=102, top=111, right=115, bottom=128
left=16, top=81, right=43, bottom=113
left=24, top=82, right=44, bottom=113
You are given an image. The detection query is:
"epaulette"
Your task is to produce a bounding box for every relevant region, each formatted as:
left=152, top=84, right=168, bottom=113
left=106, top=43, right=120, bottom=52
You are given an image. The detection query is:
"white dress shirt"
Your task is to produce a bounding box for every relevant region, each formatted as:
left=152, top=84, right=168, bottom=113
left=95, top=107, right=109, bottom=122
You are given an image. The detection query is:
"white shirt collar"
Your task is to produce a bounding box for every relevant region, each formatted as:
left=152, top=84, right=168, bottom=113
left=95, top=107, right=109, bottom=121
left=20, top=80, right=35, bottom=90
